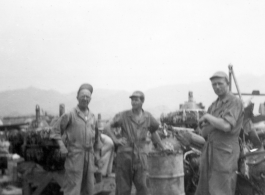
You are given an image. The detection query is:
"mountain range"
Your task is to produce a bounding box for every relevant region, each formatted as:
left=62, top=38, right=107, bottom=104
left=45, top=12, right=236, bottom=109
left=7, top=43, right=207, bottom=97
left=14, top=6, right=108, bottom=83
left=1, top=74, right=265, bottom=120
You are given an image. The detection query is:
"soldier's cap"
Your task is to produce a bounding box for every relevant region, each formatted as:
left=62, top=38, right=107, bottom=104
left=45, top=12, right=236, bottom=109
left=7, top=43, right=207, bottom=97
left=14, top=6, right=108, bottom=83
left=129, top=91, right=145, bottom=101
left=209, top=71, right=229, bottom=82
left=77, top=83, right=93, bottom=95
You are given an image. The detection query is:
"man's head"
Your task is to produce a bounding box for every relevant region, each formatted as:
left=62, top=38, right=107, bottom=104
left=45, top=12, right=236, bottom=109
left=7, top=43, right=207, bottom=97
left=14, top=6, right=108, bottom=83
left=77, top=83, right=93, bottom=109
left=210, top=71, right=229, bottom=98
left=129, top=91, right=145, bottom=110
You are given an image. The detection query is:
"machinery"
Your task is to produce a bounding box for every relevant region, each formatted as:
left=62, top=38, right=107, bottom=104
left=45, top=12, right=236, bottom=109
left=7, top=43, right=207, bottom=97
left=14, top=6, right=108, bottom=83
left=228, top=65, right=265, bottom=195
left=159, top=91, right=206, bottom=195
left=21, top=105, right=65, bottom=172
left=159, top=65, right=265, bottom=195
left=15, top=105, right=115, bottom=195
left=161, top=91, right=205, bottom=130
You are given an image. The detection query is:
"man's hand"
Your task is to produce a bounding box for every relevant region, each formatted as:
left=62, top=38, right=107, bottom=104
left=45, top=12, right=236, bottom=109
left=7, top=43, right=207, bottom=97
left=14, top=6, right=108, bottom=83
left=160, top=142, right=174, bottom=154
left=201, top=123, right=214, bottom=138
left=115, top=137, right=128, bottom=146
left=199, top=114, right=211, bottom=129
left=58, top=140, right=68, bottom=158
left=199, top=113, right=232, bottom=133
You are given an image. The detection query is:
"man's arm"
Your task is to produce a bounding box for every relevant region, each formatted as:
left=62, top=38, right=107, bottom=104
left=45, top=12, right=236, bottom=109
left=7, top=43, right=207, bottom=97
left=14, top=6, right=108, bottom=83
left=151, top=131, right=165, bottom=150
left=200, top=113, right=232, bottom=133
left=199, top=122, right=215, bottom=138
left=105, top=123, right=128, bottom=146
left=200, top=98, right=244, bottom=133
left=149, top=114, right=166, bottom=150
left=104, top=114, right=127, bottom=146
left=50, top=113, right=70, bottom=154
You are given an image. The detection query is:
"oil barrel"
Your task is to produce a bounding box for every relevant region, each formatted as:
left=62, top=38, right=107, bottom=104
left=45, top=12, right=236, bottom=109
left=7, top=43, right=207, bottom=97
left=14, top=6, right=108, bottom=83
left=147, top=150, right=185, bottom=195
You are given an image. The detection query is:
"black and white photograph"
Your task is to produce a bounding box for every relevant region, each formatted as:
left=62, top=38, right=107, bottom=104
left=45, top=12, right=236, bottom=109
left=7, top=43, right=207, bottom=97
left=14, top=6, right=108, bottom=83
left=1, top=1, right=265, bottom=195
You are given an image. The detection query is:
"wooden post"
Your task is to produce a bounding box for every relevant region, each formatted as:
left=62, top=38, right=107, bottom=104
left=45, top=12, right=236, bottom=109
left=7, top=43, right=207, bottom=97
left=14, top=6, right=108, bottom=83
left=59, top=104, right=65, bottom=117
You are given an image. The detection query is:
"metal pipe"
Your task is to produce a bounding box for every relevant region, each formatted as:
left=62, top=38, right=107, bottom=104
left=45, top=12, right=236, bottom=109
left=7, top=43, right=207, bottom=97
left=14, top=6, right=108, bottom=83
left=229, top=66, right=232, bottom=92
left=228, top=65, right=242, bottom=100
left=59, top=104, right=65, bottom=117
left=233, top=93, right=265, bottom=96
left=36, top=105, right=40, bottom=122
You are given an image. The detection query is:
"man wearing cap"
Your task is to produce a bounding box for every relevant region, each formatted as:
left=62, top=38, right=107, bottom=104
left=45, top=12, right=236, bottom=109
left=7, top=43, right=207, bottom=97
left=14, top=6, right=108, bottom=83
left=195, top=72, right=244, bottom=195
left=51, top=83, right=101, bottom=195
left=105, top=90, right=165, bottom=195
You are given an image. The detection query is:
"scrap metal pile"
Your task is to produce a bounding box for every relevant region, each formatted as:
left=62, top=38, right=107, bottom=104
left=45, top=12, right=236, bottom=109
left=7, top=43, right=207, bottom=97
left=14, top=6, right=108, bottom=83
left=237, top=150, right=265, bottom=195
left=23, top=105, right=65, bottom=171
left=7, top=105, right=66, bottom=172
left=161, top=109, right=205, bottom=130
left=159, top=92, right=206, bottom=195
left=236, top=102, right=265, bottom=195
left=160, top=91, right=206, bottom=130
left=23, top=126, right=65, bottom=171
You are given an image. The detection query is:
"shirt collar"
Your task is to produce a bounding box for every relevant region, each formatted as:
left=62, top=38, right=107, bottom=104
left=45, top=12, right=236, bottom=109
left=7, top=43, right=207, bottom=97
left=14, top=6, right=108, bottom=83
left=216, top=92, right=233, bottom=104
left=75, top=106, right=91, bottom=117
left=127, top=109, right=148, bottom=118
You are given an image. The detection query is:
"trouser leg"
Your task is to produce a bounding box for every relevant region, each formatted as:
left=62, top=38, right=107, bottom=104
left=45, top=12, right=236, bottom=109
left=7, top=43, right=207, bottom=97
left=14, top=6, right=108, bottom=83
left=63, top=170, right=82, bottom=195
left=81, top=153, right=94, bottom=195
left=115, top=153, right=133, bottom=195
left=133, top=168, right=149, bottom=195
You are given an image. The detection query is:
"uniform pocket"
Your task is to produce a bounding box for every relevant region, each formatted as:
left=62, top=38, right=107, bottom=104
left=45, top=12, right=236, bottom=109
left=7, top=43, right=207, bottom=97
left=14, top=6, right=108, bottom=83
left=212, top=142, right=237, bottom=173
left=65, top=150, right=84, bottom=172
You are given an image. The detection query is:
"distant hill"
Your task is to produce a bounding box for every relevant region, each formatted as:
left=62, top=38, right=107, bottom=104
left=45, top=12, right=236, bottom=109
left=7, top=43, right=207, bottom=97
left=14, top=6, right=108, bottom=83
left=0, top=74, right=265, bottom=119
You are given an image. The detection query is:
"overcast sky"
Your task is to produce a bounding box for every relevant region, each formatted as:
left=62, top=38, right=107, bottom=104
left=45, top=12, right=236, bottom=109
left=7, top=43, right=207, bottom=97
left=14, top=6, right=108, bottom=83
left=1, top=0, right=265, bottom=94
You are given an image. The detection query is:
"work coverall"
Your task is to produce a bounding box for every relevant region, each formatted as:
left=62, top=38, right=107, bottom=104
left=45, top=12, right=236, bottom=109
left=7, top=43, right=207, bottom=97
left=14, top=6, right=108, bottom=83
left=195, top=92, right=244, bottom=195
left=111, top=110, right=159, bottom=195
left=51, top=106, right=99, bottom=195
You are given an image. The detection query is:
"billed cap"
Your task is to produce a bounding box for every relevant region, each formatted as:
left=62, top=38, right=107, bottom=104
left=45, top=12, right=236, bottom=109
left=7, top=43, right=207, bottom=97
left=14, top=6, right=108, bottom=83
left=210, top=71, right=229, bottom=82
left=77, top=83, right=93, bottom=95
left=129, top=91, right=145, bottom=100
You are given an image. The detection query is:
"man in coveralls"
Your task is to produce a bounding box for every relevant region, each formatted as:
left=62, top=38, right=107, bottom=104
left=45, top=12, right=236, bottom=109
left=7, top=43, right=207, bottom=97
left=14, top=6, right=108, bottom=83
left=105, top=91, right=165, bottom=195
left=195, top=71, right=244, bottom=195
left=51, top=83, right=101, bottom=195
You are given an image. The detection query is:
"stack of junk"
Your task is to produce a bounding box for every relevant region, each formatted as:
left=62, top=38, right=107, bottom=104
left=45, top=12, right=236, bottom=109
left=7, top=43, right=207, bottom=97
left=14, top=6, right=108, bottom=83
left=236, top=100, right=265, bottom=195
left=0, top=115, right=28, bottom=194
left=0, top=104, right=115, bottom=195
left=0, top=104, right=66, bottom=195
left=148, top=91, right=206, bottom=195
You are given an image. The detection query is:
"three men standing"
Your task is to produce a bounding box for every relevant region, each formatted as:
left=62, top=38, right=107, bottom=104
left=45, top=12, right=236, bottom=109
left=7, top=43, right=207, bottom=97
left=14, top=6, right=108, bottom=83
left=51, top=72, right=244, bottom=195
left=195, top=71, right=244, bottom=195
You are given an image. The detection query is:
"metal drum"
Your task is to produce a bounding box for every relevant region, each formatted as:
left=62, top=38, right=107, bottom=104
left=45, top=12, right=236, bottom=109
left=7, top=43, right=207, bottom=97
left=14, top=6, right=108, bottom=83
left=237, top=150, right=265, bottom=195
left=148, top=150, right=185, bottom=195
left=245, top=151, right=265, bottom=179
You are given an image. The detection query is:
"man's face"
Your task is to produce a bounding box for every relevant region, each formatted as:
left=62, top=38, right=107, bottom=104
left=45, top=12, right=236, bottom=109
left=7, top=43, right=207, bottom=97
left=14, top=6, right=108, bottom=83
left=131, top=97, right=143, bottom=109
left=77, top=89, right=91, bottom=108
left=211, top=77, right=229, bottom=97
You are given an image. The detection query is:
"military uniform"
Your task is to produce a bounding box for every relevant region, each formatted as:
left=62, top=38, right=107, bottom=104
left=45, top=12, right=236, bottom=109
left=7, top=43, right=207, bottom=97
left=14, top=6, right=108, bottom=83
left=51, top=106, right=98, bottom=195
left=195, top=92, right=244, bottom=195
left=111, top=110, right=159, bottom=195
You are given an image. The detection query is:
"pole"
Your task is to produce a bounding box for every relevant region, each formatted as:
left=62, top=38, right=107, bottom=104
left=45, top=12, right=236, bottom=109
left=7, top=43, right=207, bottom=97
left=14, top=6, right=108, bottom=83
left=229, top=65, right=232, bottom=91
left=228, top=64, right=242, bottom=100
